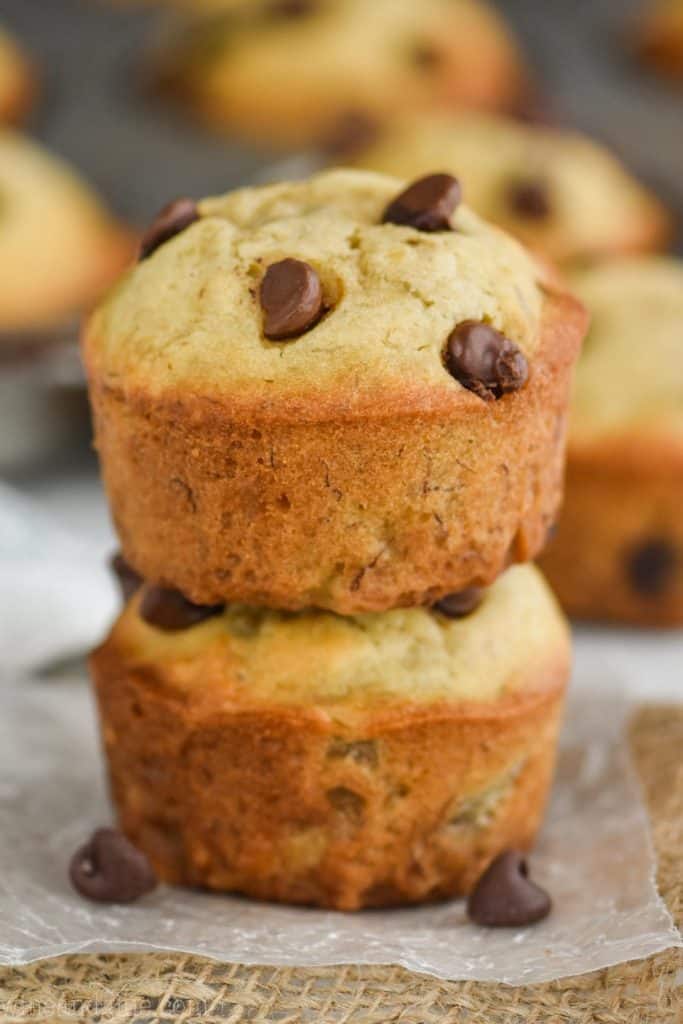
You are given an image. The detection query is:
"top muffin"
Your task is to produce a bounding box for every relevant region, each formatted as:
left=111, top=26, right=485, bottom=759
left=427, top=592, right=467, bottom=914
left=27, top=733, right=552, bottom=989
left=84, top=169, right=585, bottom=612
left=156, top=0, right=528, bottom=148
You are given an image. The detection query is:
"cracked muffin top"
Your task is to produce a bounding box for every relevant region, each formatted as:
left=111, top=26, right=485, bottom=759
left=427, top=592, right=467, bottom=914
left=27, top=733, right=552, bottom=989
left=85, top=169, right=543, bottom=413
left=352, top=112, right=671, bottom=267
left=570, top=258, right=683, bottom=445
left=109, top=564, right=569, bottom=712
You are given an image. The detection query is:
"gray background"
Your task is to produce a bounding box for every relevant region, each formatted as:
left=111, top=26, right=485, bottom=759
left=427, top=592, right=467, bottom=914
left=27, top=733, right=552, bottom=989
left=1, top=0, right=681, bottom=239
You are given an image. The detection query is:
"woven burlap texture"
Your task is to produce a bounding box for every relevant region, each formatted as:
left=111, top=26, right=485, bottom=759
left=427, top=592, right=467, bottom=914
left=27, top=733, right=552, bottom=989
left=1, top=706, right=681, bottom=1024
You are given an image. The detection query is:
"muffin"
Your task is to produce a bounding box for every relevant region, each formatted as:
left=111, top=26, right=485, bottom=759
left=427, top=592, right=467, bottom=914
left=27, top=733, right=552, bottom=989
left=636, top=0, right=683, bottom=79
left=352, top=112, right=672, bottom=267
left=84, top=169, right=587, bottom=614
left=540, top=258, right=683, bottom=626
left=91, top=563, right=570, bottom=910
left=0, top=26, right=34, bottom=124
left=155, top=0, right=529, bottom=149
left=0, top=131, right=134, bottom=334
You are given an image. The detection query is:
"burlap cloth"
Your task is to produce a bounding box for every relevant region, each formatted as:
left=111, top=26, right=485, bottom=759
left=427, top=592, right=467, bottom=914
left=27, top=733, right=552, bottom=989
left=2, top=706, right=681, bottom=1024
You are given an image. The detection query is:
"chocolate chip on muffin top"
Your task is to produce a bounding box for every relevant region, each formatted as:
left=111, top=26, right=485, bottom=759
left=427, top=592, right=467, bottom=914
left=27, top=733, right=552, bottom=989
left=139, top=198, right=199, bottom=261
left=260, top=258, right=325, bottom=339
left=382, top=173, right=461, bottom=231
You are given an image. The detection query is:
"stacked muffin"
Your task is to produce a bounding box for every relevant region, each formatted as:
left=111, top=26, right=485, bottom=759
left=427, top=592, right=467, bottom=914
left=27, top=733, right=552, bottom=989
left=83, top=169, right=587, bottom=910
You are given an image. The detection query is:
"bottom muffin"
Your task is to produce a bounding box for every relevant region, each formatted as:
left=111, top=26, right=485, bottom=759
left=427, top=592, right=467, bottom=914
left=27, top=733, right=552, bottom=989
left=90, top=564, right=570, bottom=911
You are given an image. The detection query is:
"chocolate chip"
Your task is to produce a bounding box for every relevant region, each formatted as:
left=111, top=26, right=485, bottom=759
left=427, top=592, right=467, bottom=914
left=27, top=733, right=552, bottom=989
left=507, top=179, right=551, bottom=220
left=412, top=42, right=442, bottom=70
left=433, top=588, right=483, bottom=618
left=268, top=0, right=315, bottom=17
left=259, top=258, right=325, bottom=340
left=69, top=828, right=157, bottom=903
left=444, top=321, right=528, bottom=400
left=467, top=850, right=551, bottom=927
left=322, top=111, right=379, bottom=158
left=382, top=174, right=461, bottom=232
left=110, top=552, right=142, bottom=602
left=139, top=586, right=224, bottom=631
left=626, top=539, right=676, bottom=597
left=139, top=198, right=199, bottom=261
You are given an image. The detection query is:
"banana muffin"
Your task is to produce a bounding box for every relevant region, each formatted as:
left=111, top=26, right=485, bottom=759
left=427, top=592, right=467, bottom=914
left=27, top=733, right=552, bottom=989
left=155, top=0, right=528, bottom=149
left=0, top=26, right=34, bottom=124
left=636, top=0, right=683, bottom=79
left=540, top=258, right=683, bottom=626
left=352, top=112, right=671, bottom=267
left=91, top=563, right=570, bottom=910
left=0, top=131, right=134, bottom=334
left=84, top=169, right=587, bottom=613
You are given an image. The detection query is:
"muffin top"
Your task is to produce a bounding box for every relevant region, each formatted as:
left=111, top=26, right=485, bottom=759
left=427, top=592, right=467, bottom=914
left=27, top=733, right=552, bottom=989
left=112, top=564, right=568, bottom=717
left=86, top=169, right=544, bottom=416
left=0, top=130, right=132, bottom=331
left=352, top=112, right=671, bottom=266
left=157, top=0, right=524, bottom=147
left=570, top=258, right=683, bottom=444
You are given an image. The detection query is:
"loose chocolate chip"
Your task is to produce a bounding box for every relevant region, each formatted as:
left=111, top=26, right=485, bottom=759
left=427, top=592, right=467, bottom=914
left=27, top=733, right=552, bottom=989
left=139, top=586, right=224, bottom=631
left=433, top=588, right=483, bottom=618
left=259, top=258, right=325, bottom=340
left=69, top=828, right=157, bottom=903
left=467, top=850, right=551, bottom=927
left=110, top=552, right=142, bottom=602
left=382, top=173, right=461, bottom=232
left=139, top=198, right=199, bottom=261
left=507, top=179, right=551, bottom=220
left=322, top=111, right=379, bottom=158
left=444, top=321, right=528, bottom=400
left=626, top=539, right=676, bottom=597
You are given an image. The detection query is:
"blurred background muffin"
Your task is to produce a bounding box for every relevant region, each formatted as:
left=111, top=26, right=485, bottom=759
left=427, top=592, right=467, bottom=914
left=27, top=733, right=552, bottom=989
left=351, top=112, right=672, bottom=267
left=154, top=0, right=529, bottom=149
left=0, top=24, right=35, bottom=124
left=0, top=130, right=134, bottom=335
left=540, top=258, right=683, bottom=626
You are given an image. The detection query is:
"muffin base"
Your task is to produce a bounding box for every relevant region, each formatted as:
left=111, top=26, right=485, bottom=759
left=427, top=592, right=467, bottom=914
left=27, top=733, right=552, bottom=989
left=86, top=287, right=586, bottom=613
left=540, top=438, right=683, bottom=626
left=90, top=637, right=568, bottom=911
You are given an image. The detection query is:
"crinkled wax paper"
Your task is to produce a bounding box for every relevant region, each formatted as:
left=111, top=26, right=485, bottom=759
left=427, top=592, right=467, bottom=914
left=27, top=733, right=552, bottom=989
left=1, top=669, right=679, bottom=984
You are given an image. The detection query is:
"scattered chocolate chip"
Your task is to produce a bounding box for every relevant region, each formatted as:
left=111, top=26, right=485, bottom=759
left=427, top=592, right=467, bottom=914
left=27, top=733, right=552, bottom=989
left=382, top=173, right=461, bottom=232
left=259, top=258, right=325, bottom=340
left=322, top=110, right=379, bottom=158
left=139, top=198, right=199, bottom=261
left=626, top=539, right=676, bottom=597
left=467, top=850, right=551, bottom=927
left=444, top=321, right=528, bottom=400
left=268, top=0, right=315, bottom=17
left=139, top=586, right=224, bottom=631
left=507, top=179, right=552, bottom=220
left=433, top=588, right=483, bottom=618
left=110, top=552, right=142, bottom=602
left=69, top=828, right=157, bottom=903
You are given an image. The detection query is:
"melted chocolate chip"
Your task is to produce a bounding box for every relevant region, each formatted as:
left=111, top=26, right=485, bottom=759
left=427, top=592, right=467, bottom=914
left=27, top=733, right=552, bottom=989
left=139, top=198, right=199, bottom=261
left=382, top=174, right=461, bottom=232
left=467, top=850, right=551, bottom=927
left=69, top=828, right=157, bottom=903
left=444, top=321, right=528, bottom=400
left=110, top=552, right=142, bottom=602
left=433, top=588, right=483, bottom=618
left=139, top=586, right=224, bottom=631
left=259, top=258, right=325, bottom=340
left=626, top=539, right=676, bottom=597
left=507, top=179, right=551, bottom=220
